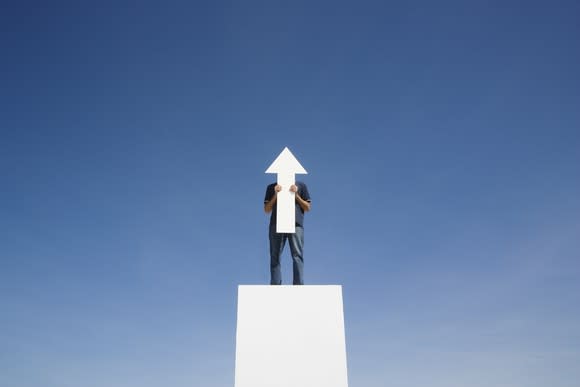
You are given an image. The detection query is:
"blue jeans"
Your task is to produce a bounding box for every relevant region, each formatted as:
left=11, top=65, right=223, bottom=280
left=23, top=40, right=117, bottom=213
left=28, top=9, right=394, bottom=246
left=269, top=224, right=304, bottom=285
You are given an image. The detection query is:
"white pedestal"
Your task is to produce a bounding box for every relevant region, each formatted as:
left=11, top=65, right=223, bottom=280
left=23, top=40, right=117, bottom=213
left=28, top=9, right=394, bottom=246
left=234, top=285, right=349, bottom=387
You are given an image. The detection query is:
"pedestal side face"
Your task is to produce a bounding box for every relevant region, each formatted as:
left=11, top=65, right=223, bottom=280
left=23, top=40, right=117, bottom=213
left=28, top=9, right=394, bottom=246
left=234, top=285, right=349, bottom=387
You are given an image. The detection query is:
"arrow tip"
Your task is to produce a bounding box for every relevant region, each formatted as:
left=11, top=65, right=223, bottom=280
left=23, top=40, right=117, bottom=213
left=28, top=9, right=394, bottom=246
left=265, top=147, right=308, bottom=174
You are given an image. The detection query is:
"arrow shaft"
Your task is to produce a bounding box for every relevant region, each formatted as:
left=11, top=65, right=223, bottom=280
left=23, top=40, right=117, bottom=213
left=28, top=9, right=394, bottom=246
left=276, top=173, right=296, bottom=233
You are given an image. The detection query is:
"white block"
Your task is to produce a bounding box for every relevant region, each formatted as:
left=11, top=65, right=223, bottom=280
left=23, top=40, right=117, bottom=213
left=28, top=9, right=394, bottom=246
left=234, top=285, right=349, bottom=387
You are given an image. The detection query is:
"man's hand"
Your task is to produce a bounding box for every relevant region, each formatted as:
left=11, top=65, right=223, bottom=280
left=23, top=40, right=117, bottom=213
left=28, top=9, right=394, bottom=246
left=289, top=184, right=297, bottom=193
left=265, top=184, right=282, bottom=213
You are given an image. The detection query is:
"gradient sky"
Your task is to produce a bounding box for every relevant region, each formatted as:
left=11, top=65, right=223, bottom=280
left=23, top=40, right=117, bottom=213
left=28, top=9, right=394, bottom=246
left=1, top=1, right=579, bottom=386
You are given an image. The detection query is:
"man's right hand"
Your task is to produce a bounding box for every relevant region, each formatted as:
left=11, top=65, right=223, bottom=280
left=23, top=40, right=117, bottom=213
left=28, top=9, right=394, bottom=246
left=275, top=184, right=282, bottom=193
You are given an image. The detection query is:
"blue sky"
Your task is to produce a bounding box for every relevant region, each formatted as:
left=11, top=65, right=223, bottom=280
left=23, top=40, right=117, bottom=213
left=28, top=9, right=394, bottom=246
left=1, top=1, right=579, bottom=386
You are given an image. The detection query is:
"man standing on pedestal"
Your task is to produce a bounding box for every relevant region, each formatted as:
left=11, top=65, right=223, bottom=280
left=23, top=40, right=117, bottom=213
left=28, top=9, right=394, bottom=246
left=264, top=182, right=311, bottom=285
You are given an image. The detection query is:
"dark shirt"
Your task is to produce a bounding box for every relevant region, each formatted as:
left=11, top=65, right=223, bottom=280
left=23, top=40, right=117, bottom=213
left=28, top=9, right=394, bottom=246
left=264, top=181, right=311, bottom=227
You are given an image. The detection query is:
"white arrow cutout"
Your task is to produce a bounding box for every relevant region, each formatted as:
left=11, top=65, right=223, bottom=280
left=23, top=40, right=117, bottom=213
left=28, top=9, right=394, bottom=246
left=265, top=147, right=308, bottom=234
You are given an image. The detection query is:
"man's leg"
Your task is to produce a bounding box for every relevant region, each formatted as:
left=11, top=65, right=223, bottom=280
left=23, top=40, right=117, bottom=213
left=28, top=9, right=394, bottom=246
left=269, top=225, right=286, bottom=285
left=288, top=226, right=304, bottom=285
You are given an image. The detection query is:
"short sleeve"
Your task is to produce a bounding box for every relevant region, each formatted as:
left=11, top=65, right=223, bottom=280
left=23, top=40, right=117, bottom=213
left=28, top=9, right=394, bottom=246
left=264, top=184, right=275, bottom=203
left=299, top=183, right=311, bottom=202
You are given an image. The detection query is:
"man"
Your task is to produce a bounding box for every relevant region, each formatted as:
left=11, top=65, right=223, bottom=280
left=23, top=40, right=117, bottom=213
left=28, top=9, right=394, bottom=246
left=264, top=181, right=311, bottom=285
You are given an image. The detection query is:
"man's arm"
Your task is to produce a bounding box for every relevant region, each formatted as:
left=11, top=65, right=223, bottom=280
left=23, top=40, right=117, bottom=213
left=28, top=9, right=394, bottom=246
left=264, top=184, right=282, bottom=213
left=290, top=184, right=311, bottom=212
